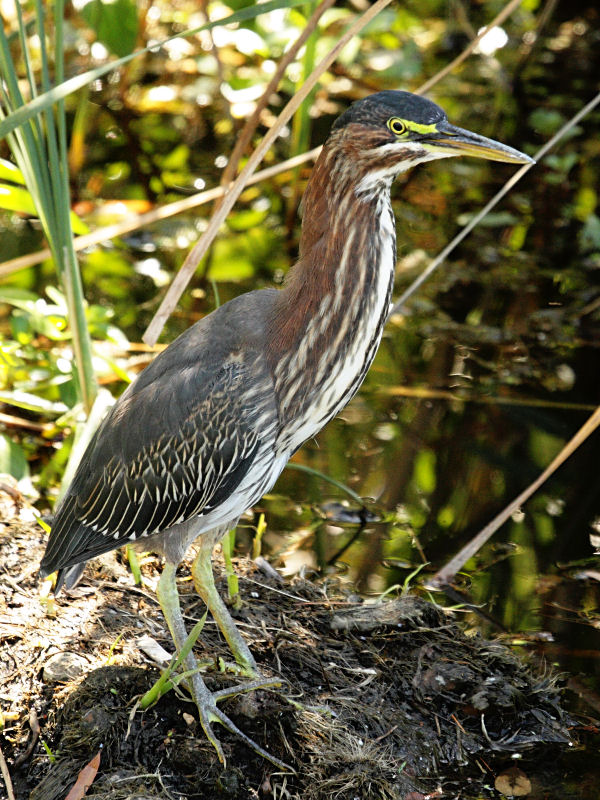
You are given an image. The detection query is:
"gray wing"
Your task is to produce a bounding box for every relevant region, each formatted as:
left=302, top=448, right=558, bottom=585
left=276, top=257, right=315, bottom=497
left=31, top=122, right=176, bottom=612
left=41, top=291, right=278, bottom=576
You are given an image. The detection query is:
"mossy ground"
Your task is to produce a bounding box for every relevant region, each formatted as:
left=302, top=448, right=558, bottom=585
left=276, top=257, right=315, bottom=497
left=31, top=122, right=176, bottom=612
left=1, top=512, right=574, bottom=800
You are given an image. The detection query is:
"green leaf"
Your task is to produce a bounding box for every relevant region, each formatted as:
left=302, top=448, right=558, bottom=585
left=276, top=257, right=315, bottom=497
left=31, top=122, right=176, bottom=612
left=69, top=211, right=90, bottom=235
left=227, top=208, right=269, bottom=232
left=0, top=292, right=69, bottom=339
left=414, top=450, right=436, bottom=494
left=0, top=183, right=88, bottom=234
left=10, top=311, right=33, bottom=344
left=579, top=214, right=600, bottom=252
left=0, top=433, right=29, bottom=480
left=208, top=238, right=256, bottom=281
left=0, top=389, right=69, bottom=415
left=80, top=0, right=139, bottom=58
left=574, top=187, right=597, bottom=222
left=0, top=158, right=25, bottom=184
left=0, top=287, right=39, bottom=306
left=528, top=108, right=565, bottom=136
left=0, top=183, right=38, bottom=215
left=457, top=211, right=518, bottom=228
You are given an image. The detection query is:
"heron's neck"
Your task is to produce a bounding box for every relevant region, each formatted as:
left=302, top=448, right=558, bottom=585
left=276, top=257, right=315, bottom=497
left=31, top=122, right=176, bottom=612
left=270, top=143, right=396, bottom=344
left=267, top=142, right=396, bottom=445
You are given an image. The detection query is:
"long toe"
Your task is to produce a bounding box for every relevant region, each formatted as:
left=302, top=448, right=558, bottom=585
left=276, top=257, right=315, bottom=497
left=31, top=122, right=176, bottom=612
left=211, top=675, right=281, bottom=702
left=191, top=674, right=292, bottom=771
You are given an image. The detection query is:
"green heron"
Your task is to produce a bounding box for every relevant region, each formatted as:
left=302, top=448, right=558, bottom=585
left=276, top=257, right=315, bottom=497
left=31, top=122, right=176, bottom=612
left=40, top=90, right=532, bottom=766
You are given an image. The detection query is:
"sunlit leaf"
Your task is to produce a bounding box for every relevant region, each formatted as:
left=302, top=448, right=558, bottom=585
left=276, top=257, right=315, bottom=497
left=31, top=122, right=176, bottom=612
left=44, top=286, right=68, bottom=312
left=159, top=144, right=191, bottom=171
left=0, top=432, right=29, bottom=479
left=437, top=506, right=455, bottom=528
left=10, top=312, right=33, bottom=345
left=0, top=287, right=39, bottom=306
left=0, top=390, right=69, bottom=414
left=0, top=183, right=38, bottom=215
left=414, top=449, right=436, bottom=494
left=208, top=238, right=256, bottom=281
left=227, top=208, right=270, bottom=232
left=80, top=0, right=139, bottom=57
left=573, top=187, right=597, bottom=222
left=0, top=184, right=88, bottom=233
left=508, top=223, right=528, bottom=251
left=0, top=158, right=25, bottom=184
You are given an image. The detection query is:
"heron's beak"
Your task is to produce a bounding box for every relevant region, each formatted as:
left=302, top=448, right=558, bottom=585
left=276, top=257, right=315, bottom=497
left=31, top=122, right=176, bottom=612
left=426, top=123, right=535, bottom=165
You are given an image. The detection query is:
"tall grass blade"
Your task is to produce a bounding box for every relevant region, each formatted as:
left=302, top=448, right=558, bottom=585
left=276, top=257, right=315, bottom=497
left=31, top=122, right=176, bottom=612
left=0, top=2, right=97, bottom=412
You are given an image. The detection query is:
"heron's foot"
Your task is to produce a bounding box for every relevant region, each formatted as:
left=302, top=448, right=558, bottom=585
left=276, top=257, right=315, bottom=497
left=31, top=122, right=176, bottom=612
left=189, top=673, right=292, bottom=771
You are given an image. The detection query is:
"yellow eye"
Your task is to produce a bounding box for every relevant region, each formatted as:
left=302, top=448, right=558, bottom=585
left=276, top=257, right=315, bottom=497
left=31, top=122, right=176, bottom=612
left=388, top=117, right=408, bottom=136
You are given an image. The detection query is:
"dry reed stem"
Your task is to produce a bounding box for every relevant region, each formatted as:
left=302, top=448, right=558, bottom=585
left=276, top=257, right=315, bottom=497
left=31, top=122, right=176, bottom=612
left=0, top=150, right=321, bottom=279
left=216, top=0, right=336, bottom=202
left=0, top=743, right=15, bottom=800
left=430, top=405, right=600, bottom=589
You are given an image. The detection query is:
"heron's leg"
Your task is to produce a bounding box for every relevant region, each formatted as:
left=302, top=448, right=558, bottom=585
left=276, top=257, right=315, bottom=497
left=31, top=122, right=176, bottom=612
left=156, top=561, right=287, bottom=769
left=191, top=537, right=257, bottom=676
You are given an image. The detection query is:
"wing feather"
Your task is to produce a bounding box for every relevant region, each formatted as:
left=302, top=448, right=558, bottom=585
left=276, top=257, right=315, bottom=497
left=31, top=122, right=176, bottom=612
left=40, top=294, right=278, bottom=578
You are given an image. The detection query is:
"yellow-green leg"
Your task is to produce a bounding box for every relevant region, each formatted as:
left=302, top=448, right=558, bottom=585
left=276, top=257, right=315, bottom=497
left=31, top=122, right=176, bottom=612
left=156, top=560, right=288, bottom=769
left=191, top=537, right=257, bottom=676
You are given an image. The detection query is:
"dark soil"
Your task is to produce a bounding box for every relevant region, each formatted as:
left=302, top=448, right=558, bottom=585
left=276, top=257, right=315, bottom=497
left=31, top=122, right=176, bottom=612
left=1, top=504, right=575, bottom=800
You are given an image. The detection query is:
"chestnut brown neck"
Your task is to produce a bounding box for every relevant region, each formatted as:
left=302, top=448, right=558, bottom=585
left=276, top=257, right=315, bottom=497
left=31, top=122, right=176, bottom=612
left=264, top=126, right=409, bottom=447
left=267, top=127, right=401, bottom=362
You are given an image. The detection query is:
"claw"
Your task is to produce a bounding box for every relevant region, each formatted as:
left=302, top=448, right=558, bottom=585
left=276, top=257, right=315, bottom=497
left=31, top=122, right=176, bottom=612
left=190, top=673, right=293, bottom=771
left=156, top=561, right=293, bottom=772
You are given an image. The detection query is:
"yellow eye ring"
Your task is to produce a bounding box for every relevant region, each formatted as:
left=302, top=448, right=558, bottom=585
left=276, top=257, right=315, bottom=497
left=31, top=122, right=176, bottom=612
left=388, top=117, right=408, bottom=136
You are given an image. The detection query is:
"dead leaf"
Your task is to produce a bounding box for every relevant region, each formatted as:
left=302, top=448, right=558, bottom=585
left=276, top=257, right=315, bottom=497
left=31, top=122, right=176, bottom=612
left=495, top=766, right=532, bottom=796
left=64, top=749, right=101, bottom=800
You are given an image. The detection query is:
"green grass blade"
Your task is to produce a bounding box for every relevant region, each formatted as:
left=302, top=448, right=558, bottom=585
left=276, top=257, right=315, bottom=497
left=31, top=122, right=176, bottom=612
left=285, top=462, right=365, bottom=505
left=138, top=615, right=207, bottom=709
left=221, top=529, right=241, bottom=607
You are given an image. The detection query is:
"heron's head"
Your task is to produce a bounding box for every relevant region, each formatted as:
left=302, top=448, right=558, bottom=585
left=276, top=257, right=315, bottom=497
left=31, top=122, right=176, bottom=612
left=329, top=90, right=533, bottom=194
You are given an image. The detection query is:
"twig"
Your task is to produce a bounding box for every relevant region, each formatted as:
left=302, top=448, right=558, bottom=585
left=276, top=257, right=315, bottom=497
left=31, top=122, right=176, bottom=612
left=417, top=0, right=525, bottom=95
left=428, top=405, right=600, bottom=589
left=373, top=724, right=398, bottom=743
left=142, top=0, right=394, bottom=346
left=217, top=0, right=336, bottom=201
left=13, top=708, right=40, bottom=768
left=378, top=385, right=597, bottom=412
left=451, top=713, right=468, bottom=735
left=239, top=575, right=315, bottom=604
left=0, top=411, right=52, bottom=431
left=0, top=742, right=16, bottom=800
left=390, top=88, right=600, bottom=316
left=0, top=149, right=321, bottom=279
